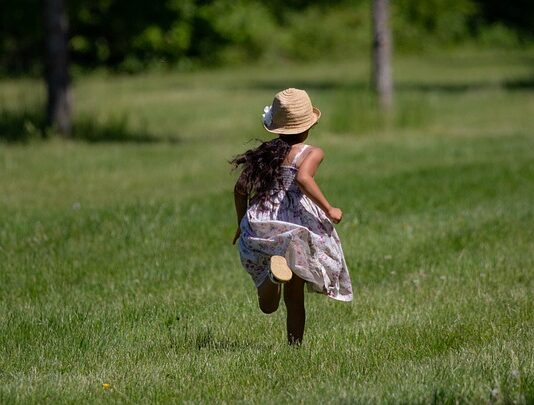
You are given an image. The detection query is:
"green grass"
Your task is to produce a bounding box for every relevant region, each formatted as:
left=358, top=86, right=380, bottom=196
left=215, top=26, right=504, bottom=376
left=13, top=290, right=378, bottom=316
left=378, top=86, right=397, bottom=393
left=0, top=49, right=533, bottom=403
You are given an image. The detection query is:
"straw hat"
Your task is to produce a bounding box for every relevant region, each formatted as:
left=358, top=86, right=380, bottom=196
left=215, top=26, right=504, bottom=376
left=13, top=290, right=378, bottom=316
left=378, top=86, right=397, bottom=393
left=262, top=88, right=321, bottom=135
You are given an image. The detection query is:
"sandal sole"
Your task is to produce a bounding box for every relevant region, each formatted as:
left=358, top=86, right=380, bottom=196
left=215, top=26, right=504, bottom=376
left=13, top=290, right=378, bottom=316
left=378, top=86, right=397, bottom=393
left=270, top=256, right=293, bottom=283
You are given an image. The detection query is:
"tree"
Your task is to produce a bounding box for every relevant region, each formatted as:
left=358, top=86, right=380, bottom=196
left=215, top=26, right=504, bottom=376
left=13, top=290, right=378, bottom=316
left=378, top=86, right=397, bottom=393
left=44, top=0, right=72, bottom=136
left=371, top=0, right=393, bottom=110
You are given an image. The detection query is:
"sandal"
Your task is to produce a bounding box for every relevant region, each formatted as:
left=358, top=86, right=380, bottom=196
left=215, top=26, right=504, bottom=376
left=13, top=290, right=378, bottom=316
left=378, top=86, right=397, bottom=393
left=269, top=255, right=293, bottom=284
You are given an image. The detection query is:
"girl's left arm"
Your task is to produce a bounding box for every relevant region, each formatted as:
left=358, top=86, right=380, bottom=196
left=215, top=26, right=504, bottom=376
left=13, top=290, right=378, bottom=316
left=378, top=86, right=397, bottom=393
left=296, top=148, right=343, bottom=223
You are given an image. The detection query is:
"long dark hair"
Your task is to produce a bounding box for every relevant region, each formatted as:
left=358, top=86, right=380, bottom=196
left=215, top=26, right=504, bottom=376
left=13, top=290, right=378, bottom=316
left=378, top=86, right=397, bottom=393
left=230, top=137, right=294, bottom=203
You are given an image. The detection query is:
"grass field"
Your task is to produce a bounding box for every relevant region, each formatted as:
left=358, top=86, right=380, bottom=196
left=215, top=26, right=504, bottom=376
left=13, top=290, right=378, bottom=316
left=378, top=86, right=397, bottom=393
left=1, top=50, right=533, bottom=403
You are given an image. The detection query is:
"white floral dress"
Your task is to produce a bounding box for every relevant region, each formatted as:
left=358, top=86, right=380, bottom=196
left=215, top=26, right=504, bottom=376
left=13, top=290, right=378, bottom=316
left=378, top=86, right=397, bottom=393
left=238, top=144, right=353, bottom=301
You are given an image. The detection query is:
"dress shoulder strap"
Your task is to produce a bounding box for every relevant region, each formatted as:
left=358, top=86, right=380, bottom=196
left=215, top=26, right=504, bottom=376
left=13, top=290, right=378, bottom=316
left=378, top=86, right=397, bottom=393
left=291, top=144, right=311, bottom=167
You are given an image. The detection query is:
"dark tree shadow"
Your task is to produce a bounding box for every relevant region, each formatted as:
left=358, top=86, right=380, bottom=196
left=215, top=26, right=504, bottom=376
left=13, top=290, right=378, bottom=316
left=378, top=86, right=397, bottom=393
left=250, top=75, right=534, bottom=94
left=504, top=74, right=534, bottom=90
left=74, top=114, right=180, bottom=144
left=0, top=107, right=46, bottom=142
left=249, top=80, right=368, bottom=92
left=398, top=82, right=492, bottom=93
left=0, top=107, right=179, bottom=143
left=251, top=78, right=491, bottom=93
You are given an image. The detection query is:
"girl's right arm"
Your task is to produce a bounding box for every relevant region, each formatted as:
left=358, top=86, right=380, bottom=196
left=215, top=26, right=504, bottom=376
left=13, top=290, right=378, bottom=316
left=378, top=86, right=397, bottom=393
left=296, top=148, right=343, bottom=223
left=233, top=172, right=248, bottom=244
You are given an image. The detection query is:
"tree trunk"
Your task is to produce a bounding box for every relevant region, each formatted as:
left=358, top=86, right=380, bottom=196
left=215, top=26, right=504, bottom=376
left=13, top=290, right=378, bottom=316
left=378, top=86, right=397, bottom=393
left=44, top=0, right=72, bottom=136
left=372, top=0, right=393, bottom=110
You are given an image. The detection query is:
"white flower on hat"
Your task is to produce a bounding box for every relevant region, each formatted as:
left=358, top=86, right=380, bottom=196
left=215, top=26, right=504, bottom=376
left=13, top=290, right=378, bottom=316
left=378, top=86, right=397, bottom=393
left=262, top=105, right=273, bottom=126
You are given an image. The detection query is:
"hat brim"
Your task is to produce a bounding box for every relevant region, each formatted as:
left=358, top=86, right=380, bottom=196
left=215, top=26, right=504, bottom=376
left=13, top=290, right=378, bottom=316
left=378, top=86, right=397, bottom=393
left=264, top=107, right=321, bottom=135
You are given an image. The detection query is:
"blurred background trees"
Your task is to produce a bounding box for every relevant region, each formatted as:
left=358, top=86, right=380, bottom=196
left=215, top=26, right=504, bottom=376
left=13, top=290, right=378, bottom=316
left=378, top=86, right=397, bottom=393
left=1, top=0, right=532, bottom=76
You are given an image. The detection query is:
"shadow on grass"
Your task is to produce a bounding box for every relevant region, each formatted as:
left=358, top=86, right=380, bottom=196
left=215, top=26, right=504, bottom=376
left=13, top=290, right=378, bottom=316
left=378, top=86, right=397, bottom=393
left=504, top=74, right=534, bottom=90
left=248, top=80, right=367, bottom=92
left=0, top=107, right=46, bottom=142
left=165, top=316, right=271, bottom=352
left=193, top=327, right=246, bottom=351
left=0, top=107, right=179, bottom=143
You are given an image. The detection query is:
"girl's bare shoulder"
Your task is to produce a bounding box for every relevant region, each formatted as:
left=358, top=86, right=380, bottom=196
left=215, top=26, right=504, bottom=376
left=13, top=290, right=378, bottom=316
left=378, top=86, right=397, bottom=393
left=296, top=145, right=324, bottom=170
left=304, top=144, right=324, bottom=158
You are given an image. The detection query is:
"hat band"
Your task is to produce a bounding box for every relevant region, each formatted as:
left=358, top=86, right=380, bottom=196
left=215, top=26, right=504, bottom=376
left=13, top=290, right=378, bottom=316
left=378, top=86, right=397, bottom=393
left=266, top=107, right=320, bottom=134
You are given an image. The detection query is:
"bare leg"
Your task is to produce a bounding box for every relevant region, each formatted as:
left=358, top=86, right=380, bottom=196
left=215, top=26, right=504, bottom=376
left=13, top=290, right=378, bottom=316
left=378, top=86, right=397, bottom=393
left=284, top=275, right=306, bottom=345
left=257, top=277, right=281, bottom=314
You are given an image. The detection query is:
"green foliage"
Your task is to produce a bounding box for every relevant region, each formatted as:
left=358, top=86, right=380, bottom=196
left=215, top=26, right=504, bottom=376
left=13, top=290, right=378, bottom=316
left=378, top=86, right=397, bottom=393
left=1, top=0, right=533, bottom=74
left=67, top=0, right=197, bottom=71
left=393, top=0, right=479, bottom=50
left=279, top=4, right=370, bottom=61
left=474, top=0, right=534, bottom=37
left=0, top=0, right=42, bottom=74
left=475, top=23, right=522, bottom=48
left=198, top=0, right=277, bottom=65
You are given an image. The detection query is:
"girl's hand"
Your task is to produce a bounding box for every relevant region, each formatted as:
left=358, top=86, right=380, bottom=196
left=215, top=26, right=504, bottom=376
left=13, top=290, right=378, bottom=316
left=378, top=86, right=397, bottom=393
left=232, top=227, right=241, bottom=245
left=327, top=207, right=343, bottom=224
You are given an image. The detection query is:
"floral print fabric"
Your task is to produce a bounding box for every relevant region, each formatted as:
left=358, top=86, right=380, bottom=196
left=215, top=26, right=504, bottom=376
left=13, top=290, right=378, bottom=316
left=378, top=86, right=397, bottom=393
left=238, top=145, right=353, bottom=301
